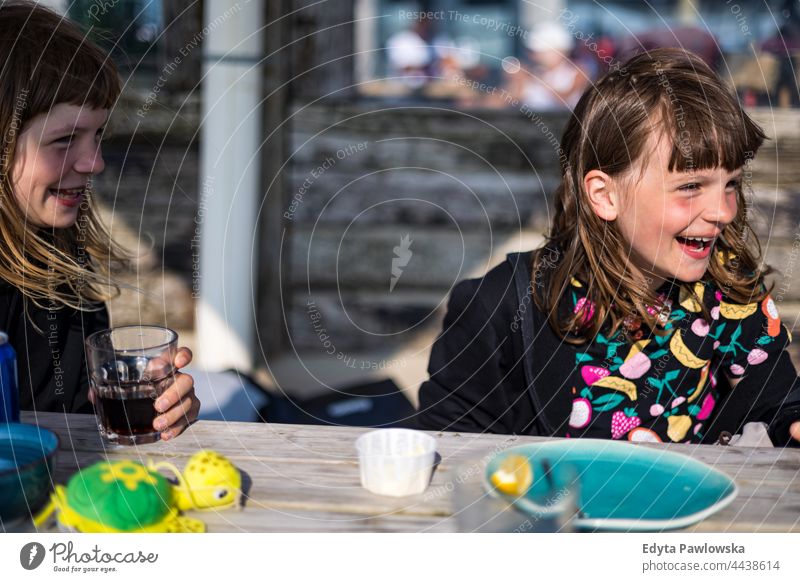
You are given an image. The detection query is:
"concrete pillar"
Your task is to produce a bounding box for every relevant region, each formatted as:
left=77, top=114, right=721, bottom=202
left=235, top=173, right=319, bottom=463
left=354, top=0, right=378, bottom=85
left=196, top=0, right=263, bottom=371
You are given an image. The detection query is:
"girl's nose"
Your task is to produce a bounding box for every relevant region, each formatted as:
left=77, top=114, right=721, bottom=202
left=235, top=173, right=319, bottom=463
left=73, top=143, right=105, bottom=175
left=703, top=187, right=738, bottom=226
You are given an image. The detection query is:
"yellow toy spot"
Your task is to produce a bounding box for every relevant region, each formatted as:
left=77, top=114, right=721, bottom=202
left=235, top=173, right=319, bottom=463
left=99, top=461, right=158, bottom=492
left=490, top=454, right=533, bottom=496
left=176, top=450, right=242, bottom=511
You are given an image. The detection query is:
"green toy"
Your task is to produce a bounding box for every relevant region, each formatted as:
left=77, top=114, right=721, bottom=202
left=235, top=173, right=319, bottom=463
left=34, top=450, right=242, bottom=533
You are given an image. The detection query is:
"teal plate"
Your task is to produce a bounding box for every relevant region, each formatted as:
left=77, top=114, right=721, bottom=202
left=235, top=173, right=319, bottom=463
left=484, top=440, right=738, bottom=532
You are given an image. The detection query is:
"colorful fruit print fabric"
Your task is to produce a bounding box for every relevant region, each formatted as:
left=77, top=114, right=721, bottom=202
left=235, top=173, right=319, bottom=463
left=564, top=277, right=792, bottom=443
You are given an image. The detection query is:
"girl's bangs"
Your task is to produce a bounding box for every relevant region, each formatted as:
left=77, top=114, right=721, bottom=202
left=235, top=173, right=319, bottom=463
left=662, top=100, right=763, bottom=173
left=46, top=48, right=120, bottom=111
left=20, top=19, right=120, bottom=116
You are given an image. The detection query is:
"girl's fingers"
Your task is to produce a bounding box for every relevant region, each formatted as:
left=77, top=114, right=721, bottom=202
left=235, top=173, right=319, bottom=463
left=174, top=347, right=193, bottom=369
left=152, top=372, right=201, bottom=438
left=154, top=392, right=199, bottom=436
left=155, top=373, right=193, bottom=413
left=162, top=396, right=201, bottom=440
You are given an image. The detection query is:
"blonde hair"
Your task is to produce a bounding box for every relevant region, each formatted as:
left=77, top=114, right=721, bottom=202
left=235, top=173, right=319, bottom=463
left=532, top=48, right=769, bottom=343
left=0, top=1, right=129, bottom=311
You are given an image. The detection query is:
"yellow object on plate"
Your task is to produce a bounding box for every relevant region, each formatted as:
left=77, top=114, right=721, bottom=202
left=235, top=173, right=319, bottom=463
left=490, top=454, right=533, bottom=496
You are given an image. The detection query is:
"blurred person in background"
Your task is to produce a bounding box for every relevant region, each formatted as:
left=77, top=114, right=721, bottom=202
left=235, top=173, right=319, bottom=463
left=498, top=21, right=588, bottom=111
left=386, top=19, right=436, bottom=89
left=761, top=0, right=800, bottom=108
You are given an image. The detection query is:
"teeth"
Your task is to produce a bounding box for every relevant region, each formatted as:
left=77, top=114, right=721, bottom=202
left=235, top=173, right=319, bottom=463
left=682, top=236, right=713, bottom=242
left=50, top=188, right=84, bottom=197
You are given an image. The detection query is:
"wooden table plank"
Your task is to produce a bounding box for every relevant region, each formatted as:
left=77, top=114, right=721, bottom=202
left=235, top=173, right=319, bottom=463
left=21, top=412, right=800, bottom=532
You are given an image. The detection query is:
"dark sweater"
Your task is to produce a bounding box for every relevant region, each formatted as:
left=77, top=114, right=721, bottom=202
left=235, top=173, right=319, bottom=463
left=417, top=252, right=800, bottom=446
left=0, top=281, right=108, bottom=414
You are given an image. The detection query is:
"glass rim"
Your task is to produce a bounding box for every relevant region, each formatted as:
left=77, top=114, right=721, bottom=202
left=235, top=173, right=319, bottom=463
left=85, top=325, right=178, bottom=353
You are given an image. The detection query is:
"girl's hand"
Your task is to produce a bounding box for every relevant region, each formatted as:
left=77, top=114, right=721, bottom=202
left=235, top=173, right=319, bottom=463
left=790, top=421, right=800, bottom=444
left=152, top=347, right=201, bottom=440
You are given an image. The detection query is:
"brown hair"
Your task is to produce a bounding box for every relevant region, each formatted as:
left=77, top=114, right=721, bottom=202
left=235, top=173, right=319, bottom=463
left=0, top=1, right=128, bottom=311
left=532, top=47, right=769, bottom=344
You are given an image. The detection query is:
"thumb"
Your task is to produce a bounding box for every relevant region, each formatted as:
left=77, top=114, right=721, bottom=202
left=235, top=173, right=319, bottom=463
left=790, top=421, right=800, bottom=443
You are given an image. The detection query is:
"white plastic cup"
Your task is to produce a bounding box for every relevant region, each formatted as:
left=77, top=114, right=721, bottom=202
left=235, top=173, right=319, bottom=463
left=355, top=429, right=437, bottom=497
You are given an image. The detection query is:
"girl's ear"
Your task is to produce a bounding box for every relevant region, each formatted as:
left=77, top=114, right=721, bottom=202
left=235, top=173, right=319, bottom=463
left=584, top=169, right=619, bottom=221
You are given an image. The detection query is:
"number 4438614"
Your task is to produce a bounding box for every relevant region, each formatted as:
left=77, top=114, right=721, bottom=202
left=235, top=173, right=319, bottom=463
left=730, top=561, right=780, bottom=571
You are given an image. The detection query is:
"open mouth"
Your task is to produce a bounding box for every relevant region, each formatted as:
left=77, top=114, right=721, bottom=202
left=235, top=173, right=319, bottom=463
left=48, top=187, right=86, bottom=207
left=675, top=236, right=714, bottom=258
left=48, top=187, right=85, bottom=199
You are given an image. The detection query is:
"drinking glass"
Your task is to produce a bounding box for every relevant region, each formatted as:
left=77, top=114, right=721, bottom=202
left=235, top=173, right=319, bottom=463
left=85, top=326, right=178, bottom=445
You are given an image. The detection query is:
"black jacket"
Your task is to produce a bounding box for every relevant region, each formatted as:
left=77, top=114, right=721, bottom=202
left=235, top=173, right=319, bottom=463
left=417, top=252, right=800, bottom=446
left=0, top=281, right=108, bottom=414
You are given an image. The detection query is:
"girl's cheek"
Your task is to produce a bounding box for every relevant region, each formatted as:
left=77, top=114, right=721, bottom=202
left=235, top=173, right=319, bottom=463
left=37, top=149, right=70, bottom=179
left=665, top=199, right=693, bottom=222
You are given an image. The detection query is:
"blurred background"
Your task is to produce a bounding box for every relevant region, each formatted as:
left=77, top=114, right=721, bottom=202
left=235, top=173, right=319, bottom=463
left=37, top=0, right=800, bottom=425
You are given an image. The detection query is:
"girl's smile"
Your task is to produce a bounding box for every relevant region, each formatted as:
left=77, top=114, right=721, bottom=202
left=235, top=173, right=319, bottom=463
left=10, top=103, right=108, bottom=229
left=674, top=235, right=715, bottom=260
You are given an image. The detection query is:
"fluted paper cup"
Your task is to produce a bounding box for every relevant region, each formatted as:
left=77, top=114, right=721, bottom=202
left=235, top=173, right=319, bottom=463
left=355, top=429, right=436, bottom=497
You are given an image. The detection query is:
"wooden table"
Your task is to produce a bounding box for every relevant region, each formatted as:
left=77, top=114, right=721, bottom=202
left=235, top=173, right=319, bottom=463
left=25, top=412, right=800, bottom=532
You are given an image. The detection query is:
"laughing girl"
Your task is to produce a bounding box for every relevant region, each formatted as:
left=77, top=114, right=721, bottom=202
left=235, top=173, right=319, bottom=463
left=0, top=1, right=199, bottom=439
left=418, top=48, right=800, bottom=447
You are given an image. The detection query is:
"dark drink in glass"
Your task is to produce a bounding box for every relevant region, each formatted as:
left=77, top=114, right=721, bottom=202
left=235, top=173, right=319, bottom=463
left=86, top=326, right=178, bottom=446
left=92, top=378, right=173, bottom=444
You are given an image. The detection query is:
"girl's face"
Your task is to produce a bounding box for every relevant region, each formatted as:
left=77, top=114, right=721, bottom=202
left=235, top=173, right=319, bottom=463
left=10, top=103, right=108, bottom=229
left=612, top=133, right=741, bottom=291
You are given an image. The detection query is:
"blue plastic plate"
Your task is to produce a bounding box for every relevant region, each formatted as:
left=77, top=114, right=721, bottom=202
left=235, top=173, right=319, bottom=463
left=484, top=440, right=737, bottom=532
left=0, top=423, right=59, bottom=524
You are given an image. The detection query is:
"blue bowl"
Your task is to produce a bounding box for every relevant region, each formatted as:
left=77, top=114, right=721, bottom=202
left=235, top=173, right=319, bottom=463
left=0, top=423, right=59, bottom=524
left=485, top=440, right=737, bottom=531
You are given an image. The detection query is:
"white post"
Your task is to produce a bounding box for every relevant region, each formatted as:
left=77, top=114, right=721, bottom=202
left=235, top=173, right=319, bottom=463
left=354, top=0, right=378, bottom=85
left=197, top=0, right=263, bottom=371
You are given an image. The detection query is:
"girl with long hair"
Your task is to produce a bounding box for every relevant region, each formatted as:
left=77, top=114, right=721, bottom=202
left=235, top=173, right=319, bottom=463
left=0, top=1, right=199, bottom=439
left=418, top=48, right=800, bottom=446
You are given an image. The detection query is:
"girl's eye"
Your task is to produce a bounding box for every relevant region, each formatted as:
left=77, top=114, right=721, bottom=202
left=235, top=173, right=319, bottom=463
left=726, top=180, right=741, bottom=190
left=679, top=183, right=700, bottom=191
left=52, top=128, right=105, bottom=145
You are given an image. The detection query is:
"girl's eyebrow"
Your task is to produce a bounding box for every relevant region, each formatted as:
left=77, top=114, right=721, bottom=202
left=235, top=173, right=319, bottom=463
left=45, top=124, right=103, bottom=136
left=670, top=169, right=743, bottom=184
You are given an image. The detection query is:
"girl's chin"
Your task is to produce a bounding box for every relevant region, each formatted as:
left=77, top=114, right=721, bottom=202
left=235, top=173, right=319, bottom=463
left=32, top=209, right=80, bottom=229
left=647, top=259, right=709, bottom=288
left=669, top=262, right=711, bottom=283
